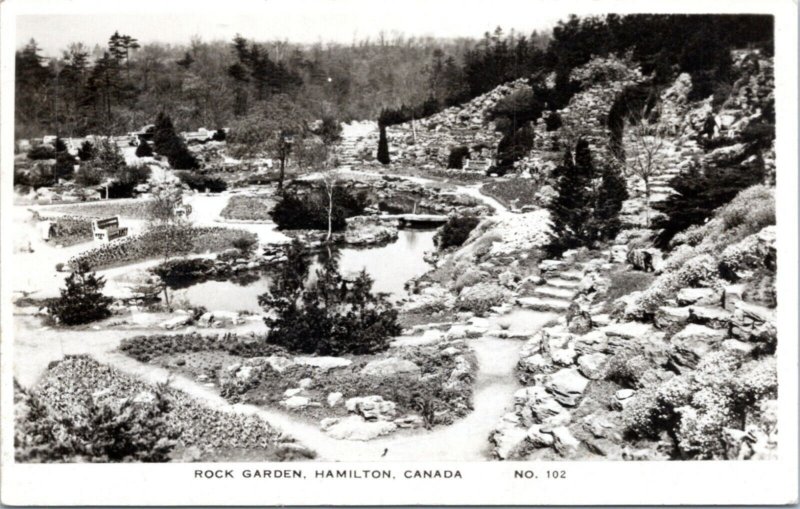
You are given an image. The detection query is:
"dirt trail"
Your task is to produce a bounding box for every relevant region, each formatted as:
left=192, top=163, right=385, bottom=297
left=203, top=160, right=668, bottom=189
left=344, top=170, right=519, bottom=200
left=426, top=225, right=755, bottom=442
left=14, top=310, right=554, bottom=461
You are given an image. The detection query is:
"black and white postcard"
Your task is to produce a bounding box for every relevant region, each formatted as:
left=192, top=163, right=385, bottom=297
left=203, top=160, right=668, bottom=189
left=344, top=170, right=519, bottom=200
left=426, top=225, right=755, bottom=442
left=1, top=0, right=797, bottom=505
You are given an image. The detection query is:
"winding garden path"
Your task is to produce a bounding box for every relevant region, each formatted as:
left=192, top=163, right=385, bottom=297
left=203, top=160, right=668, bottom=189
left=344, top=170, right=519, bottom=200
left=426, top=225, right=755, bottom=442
left=14, top=310, right=555, bottom=461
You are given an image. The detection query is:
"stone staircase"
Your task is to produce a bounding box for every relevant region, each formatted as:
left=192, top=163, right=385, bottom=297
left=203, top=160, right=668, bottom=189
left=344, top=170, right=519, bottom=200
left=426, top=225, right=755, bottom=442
left=517, top=259, right=586, bottom=312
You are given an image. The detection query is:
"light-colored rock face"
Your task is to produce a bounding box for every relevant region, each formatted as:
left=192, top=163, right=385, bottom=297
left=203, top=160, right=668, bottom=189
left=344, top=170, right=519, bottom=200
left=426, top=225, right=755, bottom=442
left=327, top=392, right=343, bottom=407
left=345, top=395, right=398, bottom=421
left=361, top=357, right=420, bottom=377
left=321, top=415, right=397, bottom=441
left=490, top=412, right=531, bottom=460
left=545, top=368, right=589, bottom=407
left=551, top=426, right=581, bottom=458
left=676, top=288, right=719, bottom=306
left=282, top=396, right=311, bottom=409
left=577, top=352, right=608, bottom=380
left=294, top=356, right=352, bottom=370
left=344, top=216, right=399, bottom=245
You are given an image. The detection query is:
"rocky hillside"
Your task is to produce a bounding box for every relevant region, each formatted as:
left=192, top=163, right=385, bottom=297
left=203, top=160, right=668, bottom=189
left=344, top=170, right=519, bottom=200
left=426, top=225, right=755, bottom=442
left=335, top=79, right=531, bottom=172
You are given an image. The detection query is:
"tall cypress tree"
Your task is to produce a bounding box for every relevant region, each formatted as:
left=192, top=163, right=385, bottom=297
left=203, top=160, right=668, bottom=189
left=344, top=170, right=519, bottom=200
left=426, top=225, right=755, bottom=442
left=591, top=162, right=629, bottom=242
left=377, top=124, right=390, bottom=165
left=546, top=139, right=595, bottom=256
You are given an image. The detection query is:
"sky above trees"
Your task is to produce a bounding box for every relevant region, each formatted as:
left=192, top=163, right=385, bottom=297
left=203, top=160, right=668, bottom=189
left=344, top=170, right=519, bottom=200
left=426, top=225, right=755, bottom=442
left=16, top=0, right=562, bottom=57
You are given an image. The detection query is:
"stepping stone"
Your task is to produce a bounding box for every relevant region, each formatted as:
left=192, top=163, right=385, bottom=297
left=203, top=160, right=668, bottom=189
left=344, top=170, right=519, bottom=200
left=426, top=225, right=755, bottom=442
left=532, top=285, right=576, bottom=299
left=558, top=270, right=584, bottom=282
left=602, top=322, right=655, bottom=340
left=517, top=296, right=571, bottom=312
left=546, top=277, right=583, bottom=289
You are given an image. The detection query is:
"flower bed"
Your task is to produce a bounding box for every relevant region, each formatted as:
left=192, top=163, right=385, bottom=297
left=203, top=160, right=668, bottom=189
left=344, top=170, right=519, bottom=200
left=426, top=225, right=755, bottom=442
left=67, top=227, right=257, bottom=270
left=219, top=195, right=274, bottom=221
left=16, top=355, right=312, bottom=462
left=119, top=332, right=287, bottom=363
left=41, top=198, right=155, bottom=220
left=34, top=213, right=93, bottom=246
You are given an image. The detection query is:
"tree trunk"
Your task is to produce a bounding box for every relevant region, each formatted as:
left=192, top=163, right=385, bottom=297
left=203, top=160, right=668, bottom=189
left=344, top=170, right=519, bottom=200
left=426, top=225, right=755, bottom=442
left=163, top=286, right=171, bottom=312
left=644, top=178, right=651, bottom=228
left=326, top=187, right=333, bottom=242
left=278, top=157, right=285, bottom=192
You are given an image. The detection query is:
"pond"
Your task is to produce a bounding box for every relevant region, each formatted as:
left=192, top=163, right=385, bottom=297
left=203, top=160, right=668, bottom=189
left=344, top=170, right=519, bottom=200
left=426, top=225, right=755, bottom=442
left=180, top=229, right=437, bottom=313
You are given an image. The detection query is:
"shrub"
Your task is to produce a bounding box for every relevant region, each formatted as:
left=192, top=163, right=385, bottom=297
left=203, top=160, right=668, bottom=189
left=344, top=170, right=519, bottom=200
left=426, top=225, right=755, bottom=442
left=435, top=215, right=480, bottom=249
left=14, top=376, right=179, bottom=463
left=28, top=145, right=56, bottom=160
left=49, top=261, right=113, bottom=325
left=232, top=235, right=258, bottom=255
left=176, top=171, right=227, bottom=193
left=53, top=152, right=77, bottom=180
left=456, top=282, right=507, bottom=314
left=447, top=146, right=470, bottom=169
left=74, top=162, right=104, bottom=187
left=544, top=112, right=563, bottom=131
left=271, top=187, right=368, bottom=231
left=135, top=141, right=154, bottom=157
left=212, top=128, right=227, bottom=141
left=260, top=242, right=400, bottom=355
left=77, top=141, right=95, bottom=161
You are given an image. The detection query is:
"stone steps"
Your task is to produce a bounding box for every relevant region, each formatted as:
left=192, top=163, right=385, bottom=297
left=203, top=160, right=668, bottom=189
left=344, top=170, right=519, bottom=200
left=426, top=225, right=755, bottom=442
left=532, top=285, right=577, bottom=300
left=517, top=296, right=572, bottom=312
left=558, top=270, right=584, bottom=282
left=545, top=277, right=583, bottom=290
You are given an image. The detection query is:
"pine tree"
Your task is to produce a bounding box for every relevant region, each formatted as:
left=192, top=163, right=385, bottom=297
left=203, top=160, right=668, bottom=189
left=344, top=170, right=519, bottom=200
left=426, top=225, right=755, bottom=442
left=151, top=112, right=197, bottom=169
left=77, top=140, right=95, bottom=161
left=591, top=162, right=629, bottom=242
left=54, top=152, right=77, bottom=180
left=54, top=137, right=68, bottom=152
left=49, top=261, right=113, bottom=325
left=135, top=140, right=153, bottom=157
left=546, top=139, right=594, bottom=256
left=377, top=124, right=390, bottom=165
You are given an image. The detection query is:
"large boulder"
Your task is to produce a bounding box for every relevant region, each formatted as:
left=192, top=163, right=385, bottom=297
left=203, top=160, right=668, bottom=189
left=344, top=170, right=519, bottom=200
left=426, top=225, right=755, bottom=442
left=544, top=368, right=589, bottom=407
left=344, top=216, right=399, bottom=246
left=295, top=356, right=353, bottom=370
left=345, top=395, right=398, bottom=421
left=361, top=357, right=420, bottom=377
left=321, top=415, right=397, bottom=441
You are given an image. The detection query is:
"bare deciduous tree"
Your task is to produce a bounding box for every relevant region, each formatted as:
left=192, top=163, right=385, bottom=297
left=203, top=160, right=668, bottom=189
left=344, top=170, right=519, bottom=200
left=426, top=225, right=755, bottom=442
left=621, top=103, right=670, bottom=227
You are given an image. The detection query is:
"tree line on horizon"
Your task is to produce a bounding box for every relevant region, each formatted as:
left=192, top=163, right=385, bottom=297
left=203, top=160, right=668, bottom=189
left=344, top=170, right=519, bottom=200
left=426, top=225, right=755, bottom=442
left=15, top=14, right=772, bottom=143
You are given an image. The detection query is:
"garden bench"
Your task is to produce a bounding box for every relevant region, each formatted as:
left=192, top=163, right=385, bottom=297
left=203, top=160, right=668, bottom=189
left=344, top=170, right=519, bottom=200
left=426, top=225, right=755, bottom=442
left=91, top=216, right=128, bottom=242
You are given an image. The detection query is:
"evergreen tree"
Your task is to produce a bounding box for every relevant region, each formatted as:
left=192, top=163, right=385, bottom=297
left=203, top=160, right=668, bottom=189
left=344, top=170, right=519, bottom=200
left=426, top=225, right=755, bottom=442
left=377, top=124, right=390, bottom=165
left=49, top=261, right=113, bottom=325
left=151, top=112, right=197, bottom=169
left=54, top=137, right=68, bottom=152
left=546, top=139, right=595, bottom=256
left=591, top=162, right=629, bottom=242
left=77, top=140, right=95, bottom=161
left=135, top=140, right=153, bottom=157
left=53, top=152, right=77, bottom=180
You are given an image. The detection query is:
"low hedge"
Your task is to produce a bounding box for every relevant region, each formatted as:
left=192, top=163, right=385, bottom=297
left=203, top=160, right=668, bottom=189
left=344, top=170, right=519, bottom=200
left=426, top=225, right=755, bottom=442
left=67, top=226, right=257, bottom=270
left=119, top=332, right=287, bottom=363
left=220, top=195, right=273, bottom=221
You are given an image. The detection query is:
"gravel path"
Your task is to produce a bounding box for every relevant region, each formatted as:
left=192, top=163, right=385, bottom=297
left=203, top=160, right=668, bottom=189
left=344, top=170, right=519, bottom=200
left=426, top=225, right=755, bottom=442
left=13, top=310, right=554, bottom=461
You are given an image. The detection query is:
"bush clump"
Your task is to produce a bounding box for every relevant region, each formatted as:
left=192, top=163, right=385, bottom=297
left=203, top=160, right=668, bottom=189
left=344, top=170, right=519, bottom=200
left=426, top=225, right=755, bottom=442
left=176, top=171, right=227, bottom=193
left=447, top=146, right=470, bottom=169
left=28, top=145, right=56, bottom=160
left=48, top=261, right=113, bottom=325
left=435, top=215, right=480, bottom=250
left=260, top=240, right=400, bottom=355
left=271, top=186, right=368, bottom=231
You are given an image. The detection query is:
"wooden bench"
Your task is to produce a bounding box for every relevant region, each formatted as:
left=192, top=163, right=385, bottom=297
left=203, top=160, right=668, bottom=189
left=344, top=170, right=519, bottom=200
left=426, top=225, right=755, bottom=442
left=91, top=216, right=128, bottom=242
